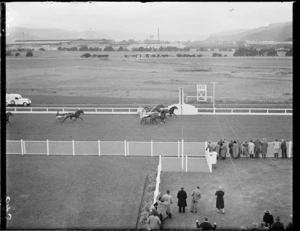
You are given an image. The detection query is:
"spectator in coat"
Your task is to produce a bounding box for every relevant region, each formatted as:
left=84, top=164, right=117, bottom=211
left=162, top=189, right=173, bottom=219
left=272, top=139, right=281, bottom=159
left=177, top=187, right=187, bottom=213
left=229, top=140, right=234, bottom=158
left=237, top=139, right=243, bottom=158
left=254, top=139, right=261, bottom=158
left=280, top=139, right=287, bottom=159
left=243, top=140, right=249, bottom=156
left=206, top=140, right=214, bottom=152
left=263, top=210, right=274, bottom=228
left=146, top=213, right=161, bottom=230
left=233, top=140, right=239, bottom=159
left=220, top=141, right=228, bottom=160
left=270, top=216, right=284, bottom=231
left=214, top=142, right=221, bottom=160
left=261, top=138, right=269, bottom=159
left=157, top=197, right=169, bottom=221
left=248, top=140, right=255, bottom=159
left=190, top=186, right=202, bottom=213
left=196, top=217, right=217, bottom=230
left=215, top=186, right=225, bottom=214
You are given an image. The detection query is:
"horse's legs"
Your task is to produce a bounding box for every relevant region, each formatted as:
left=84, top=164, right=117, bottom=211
left=174, top=113, right=177, bottom=118
left=78, top=116, right=83, bottom=120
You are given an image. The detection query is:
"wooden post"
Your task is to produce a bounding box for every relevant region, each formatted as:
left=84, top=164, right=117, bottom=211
left=125, top=140, right=127, bottom=156
left=46, top=140, right=49, bottom=156
left=23, top=140, right=26, bottom=155
left=98, top=140, right=101, bottom=156
left=178, top=141, right=180, bottom=158
left=181, top=139, right=184, bottom=170
left=185, top=155, right=188, bottom=172
left=288, top=141, right=292, bottom=158
left=151, top=140, right=153, bottom=157
left=72, top=140, right=75, bottom=156
left=21, top=139, right=24, bottom=155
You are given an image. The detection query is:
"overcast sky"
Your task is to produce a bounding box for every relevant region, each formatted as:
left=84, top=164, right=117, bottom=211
left=6, top=2, right=293, bottom=41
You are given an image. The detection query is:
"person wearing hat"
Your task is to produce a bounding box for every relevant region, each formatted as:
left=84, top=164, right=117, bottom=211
left=177, top=187, right=187, bottom=213
left=146, top=212, right=161, bottom=230
left=263, top=210, right=274, bottom=228
left=206, top=140, right=214, bottom=152
left=190, top=186, right=202, bottom=213
left=196, top=216, right=217, bottom=230
left=270, top=216, right=284, bottom=231
left=215, top=186, right=225, bottom=214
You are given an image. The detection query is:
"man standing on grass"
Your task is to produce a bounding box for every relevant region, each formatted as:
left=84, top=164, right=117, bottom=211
left=272, top=139, right=281, bottom=159
left=248, top=140, right=255, bottom=159
left=280, top=139, right=287, bottom=159
left=261, top=138, right=268, bottom=159
left=190, top=186, right=201, bottom=213
left=254, top=139, right=261, bottom=158
left=162, top=189, right=173, bottom=219
left=177, top=187, right=187, bottom=213
left=220, top=141, right=227, bottom=160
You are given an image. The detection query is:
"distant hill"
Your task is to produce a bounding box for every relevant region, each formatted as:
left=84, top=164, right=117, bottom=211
left=6, top=27, right=148, bottom=42
left=202, top=21, right=292, bottom=43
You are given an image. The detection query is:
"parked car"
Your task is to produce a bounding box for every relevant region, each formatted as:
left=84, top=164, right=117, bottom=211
left=6, top=94, right=31, bottom=106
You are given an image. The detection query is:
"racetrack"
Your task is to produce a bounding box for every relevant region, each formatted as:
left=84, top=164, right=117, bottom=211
left=6, top=114, right=292, bottom=142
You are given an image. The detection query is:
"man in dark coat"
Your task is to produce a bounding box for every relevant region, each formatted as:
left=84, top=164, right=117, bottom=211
left=215, top=186, right=225, bottom=214
left=196, top=217, right=217, bottom=230
left=270, top=216, right=284, bottom=231
left=281, top=139, right=287, bottom=159
left=177, top=187, right=187, bottom=213
left=254, top=139, right=261, bottom=158
left=263, top=210, right=274, bottom=228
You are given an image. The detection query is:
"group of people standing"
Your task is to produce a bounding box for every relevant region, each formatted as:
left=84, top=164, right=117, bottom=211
left=146, top=186, right=225, bottom=230
left=206, top=138, right=288, bottom=159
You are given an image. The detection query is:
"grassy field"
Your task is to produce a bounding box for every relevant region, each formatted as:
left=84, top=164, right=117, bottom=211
left=6, top=155, right=158, bottom=229
left=6, top=51, right=292, bottom=105
left=159, top=158, right=293, bottom=230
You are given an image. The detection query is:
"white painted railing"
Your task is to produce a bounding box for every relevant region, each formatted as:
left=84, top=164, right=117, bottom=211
left=6, top=107, right=292, bottom=115
left=6, top=140, right=293, bottom=158
left=154, top=155, right=162, bottom=202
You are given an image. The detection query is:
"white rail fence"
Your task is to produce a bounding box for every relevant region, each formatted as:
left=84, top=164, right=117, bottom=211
left=6, top=140, right=292, bottom=158
left=6, top=107, right=292, bottom=115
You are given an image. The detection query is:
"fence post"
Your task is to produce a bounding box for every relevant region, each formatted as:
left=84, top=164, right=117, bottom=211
left=288, top=141, right=292, bottom=158
left=185, top=155, right=188, bottom=172
left=151, top=140, right=153, bottom=157
left=46, top=140, right=49, bottom=156
left=181, top=139, right=184, bottom=170
left=178, top=141, right=180, bottom=158
left=98, top=140, right=101, bottom=156
left=21, top=139, right=24, bottom=155
left=125, top=140, right=127, bottom=156
left=72, top=140, right=75, bottom=156
left=23, top=140, right=26, bottom=155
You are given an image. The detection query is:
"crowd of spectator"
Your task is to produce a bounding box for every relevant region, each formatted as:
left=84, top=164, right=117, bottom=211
left=206, top=138, right=288, bottom=159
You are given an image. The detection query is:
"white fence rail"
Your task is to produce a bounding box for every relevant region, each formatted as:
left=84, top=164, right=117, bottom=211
left=6, top=140, right=293, bottom=158
left=6, top=107, right=292, bottom=115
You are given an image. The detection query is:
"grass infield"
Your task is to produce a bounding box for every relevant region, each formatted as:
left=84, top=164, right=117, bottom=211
left=6, top=155, right=158, bottom=229
left=159, top=158, right=292, bottom=230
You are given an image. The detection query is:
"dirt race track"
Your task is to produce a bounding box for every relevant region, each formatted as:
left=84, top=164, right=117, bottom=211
left=6, top=114, right=292, bottom=142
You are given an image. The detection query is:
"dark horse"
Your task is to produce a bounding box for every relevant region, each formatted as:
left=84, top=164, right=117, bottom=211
left=151, top=104, right=165, bottom=113
left=62, top=109, right=84, bottom=122
left=6, top=111, right=13, bottom=126
left=167, top=106, right=178, bottom=118
left=151, top=110, right=168, bottom=124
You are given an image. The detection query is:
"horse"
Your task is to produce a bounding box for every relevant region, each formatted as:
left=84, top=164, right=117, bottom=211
left=150, top=104, right=165, bottom=113
left=6, top=111, right=13, bottom=126
left=150, top=110, right=168, bottom=124
left=137, top=106, right=151, bottom=117
left=56, top=111, right=73, bottom=122
left=167, top=106, right=178, bottom=118
left=63, top=109, right=84, bottom=122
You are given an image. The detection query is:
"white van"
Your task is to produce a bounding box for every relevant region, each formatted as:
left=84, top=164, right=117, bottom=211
left=6, top=94, right=32, bottom=106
